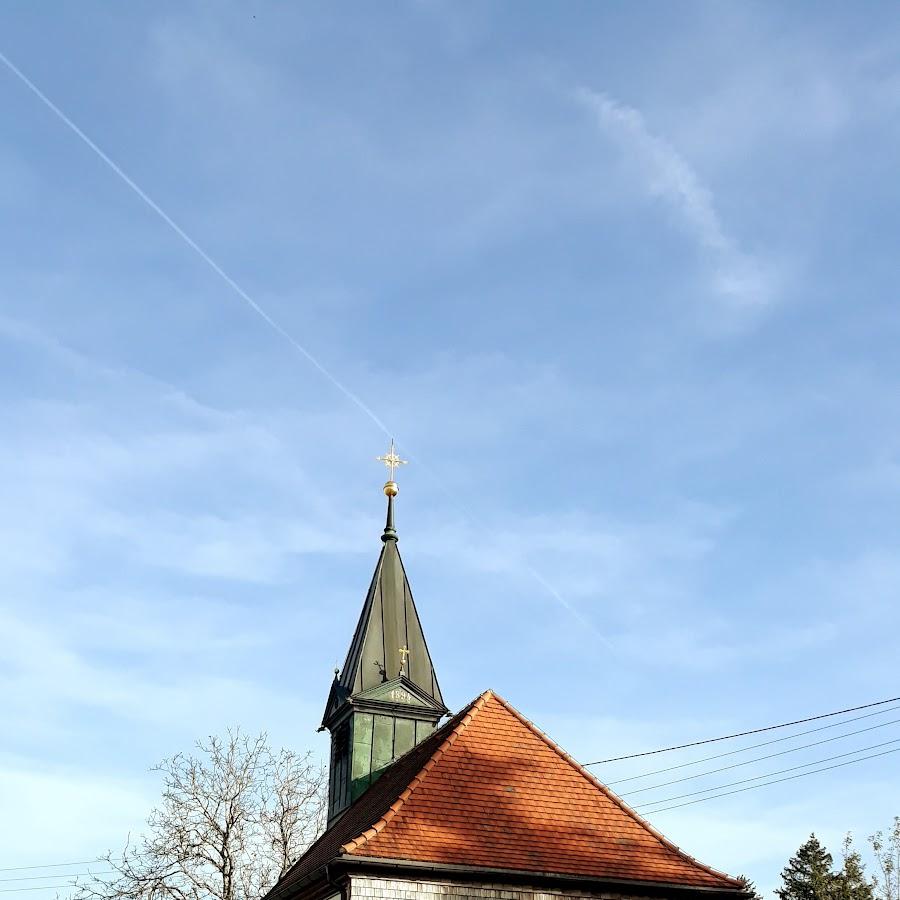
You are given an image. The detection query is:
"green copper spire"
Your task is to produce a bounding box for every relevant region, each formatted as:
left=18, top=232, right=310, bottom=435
left=321, top=445, right=447, bottom=824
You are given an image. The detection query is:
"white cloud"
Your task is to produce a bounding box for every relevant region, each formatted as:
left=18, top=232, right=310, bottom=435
left=0, top=762, right=151, bottom=864
left=576, top=88, right=777, bottom=318
left=0, top=607, right=298, bottom=733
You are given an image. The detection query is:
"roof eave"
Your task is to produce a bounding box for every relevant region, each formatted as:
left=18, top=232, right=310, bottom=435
left=333, top=854, right=748, bottom=898
left=263, top=861, right=347, bottom=900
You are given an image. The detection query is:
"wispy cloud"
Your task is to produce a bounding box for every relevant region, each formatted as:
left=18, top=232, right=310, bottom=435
left=576, top=88, right=777, bottom=319
left=0, top=761, right=150, bottom=862
left=2, top=7, right=898, bottom=883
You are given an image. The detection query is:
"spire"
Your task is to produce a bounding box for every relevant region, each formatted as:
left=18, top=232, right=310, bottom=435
left=321, top=443, right=447, bottom=823
left=332, top=441, right=442, bottom=703
left=335, top=527, right=444, bottom=700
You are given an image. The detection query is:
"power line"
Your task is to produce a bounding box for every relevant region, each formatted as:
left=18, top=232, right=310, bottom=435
left=585, top=695, right=900, bottom=765
left=4, top=724, right=897, bottom=877
left=636, top=737, right=900, bottom=810
left=619, top=716, right=900, bottom=797
left=0, top=876, right=110, bottom=885
left=638, top=745, right=900, bottom=815
left=0, top=868, right=96, bottom=877
left=606, top=702, right=900, bottom=785
left=0, top=887, right=81, bottom=895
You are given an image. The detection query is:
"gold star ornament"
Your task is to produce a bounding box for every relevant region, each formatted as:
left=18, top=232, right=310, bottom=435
left=376, top=439, right=408, bottom=496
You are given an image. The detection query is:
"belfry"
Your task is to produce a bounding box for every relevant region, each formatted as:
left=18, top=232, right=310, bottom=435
left=266, top=445, right=746, bottom=900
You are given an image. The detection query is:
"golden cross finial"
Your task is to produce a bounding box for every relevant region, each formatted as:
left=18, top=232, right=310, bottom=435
left=398, top=646, right=411, bottom=677
left=376, top=439, right=408, bottom=482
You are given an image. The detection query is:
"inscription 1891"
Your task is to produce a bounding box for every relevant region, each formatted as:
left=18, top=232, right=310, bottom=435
left=389, top=688, right=414, bottom=703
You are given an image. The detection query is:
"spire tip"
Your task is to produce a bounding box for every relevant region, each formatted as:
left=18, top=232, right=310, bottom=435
left=376, top=440, right=406, bottom=541
left=376, top=439, right=407, bottom=494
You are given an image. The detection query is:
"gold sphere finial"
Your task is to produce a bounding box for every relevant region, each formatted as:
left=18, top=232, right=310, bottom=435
left=384, top=480, right=399, bottom=497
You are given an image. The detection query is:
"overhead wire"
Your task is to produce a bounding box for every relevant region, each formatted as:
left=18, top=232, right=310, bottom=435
left=0, top=887, right=83, bottom=895
left=0, top=875, right=111, bottom=885
left=618, top=716, right=900, bottom=797
left=0, top=869, right=96, bottom=877
left=605, top=702, right=900, bottom=784
left=0, top=869, right=112, bottom=896
left=636, top=745, right=900, bottom=814
left=635, top=737, right=900, bottom=810
left=585, top=695, right=900, bottom=765
left=3, top=706, right=898, bottom=872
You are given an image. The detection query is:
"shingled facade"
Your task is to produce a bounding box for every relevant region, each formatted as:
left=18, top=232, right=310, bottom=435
left=266, top=478, right=746, bottom=900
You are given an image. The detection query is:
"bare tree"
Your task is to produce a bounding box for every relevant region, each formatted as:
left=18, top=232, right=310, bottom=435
left=837, top=834, right=873, bottom=900
left=869, top=818, right=900, bottom=900
left=76, top=730, right=326, bottom=900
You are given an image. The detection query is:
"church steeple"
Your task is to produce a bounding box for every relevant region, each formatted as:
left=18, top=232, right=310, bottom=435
left=321, top=444, right=447, bottom=824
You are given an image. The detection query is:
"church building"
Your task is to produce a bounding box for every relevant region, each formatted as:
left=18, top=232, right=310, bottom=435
left=266, top=447, right=746, bottom=900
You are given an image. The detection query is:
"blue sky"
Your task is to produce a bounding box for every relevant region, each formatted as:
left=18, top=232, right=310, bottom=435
left=1, top=1, right=899, bottom=895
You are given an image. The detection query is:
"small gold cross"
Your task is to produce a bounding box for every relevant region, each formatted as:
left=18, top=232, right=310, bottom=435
left=376, top=439, right=408, bottom=481
left=398, top=646, right=411, bottom=676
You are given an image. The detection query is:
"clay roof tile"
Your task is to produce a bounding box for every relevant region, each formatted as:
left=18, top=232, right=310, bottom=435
left=270, top=691, right=742, bottom=898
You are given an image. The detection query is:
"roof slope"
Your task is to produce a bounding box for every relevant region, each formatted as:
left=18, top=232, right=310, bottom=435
left=274, top=701, right=476, bottom=894
left=275, top=692, right=741, bottom=895
left=334, top=535, right=443, bottom=711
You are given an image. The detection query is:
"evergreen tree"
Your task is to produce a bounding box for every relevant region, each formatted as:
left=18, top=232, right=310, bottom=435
left=777, top=835, right=838, bottom=900
left=738, top=875, right=764, bottom=900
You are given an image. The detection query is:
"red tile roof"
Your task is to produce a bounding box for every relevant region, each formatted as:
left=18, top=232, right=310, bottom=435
left=274, top=691, right=742, bottom=895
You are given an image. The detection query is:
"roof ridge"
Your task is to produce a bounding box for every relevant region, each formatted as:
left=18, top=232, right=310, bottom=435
left=490, top=693, right=742, bottom=890
left=340, top=690, right=494, bottom=855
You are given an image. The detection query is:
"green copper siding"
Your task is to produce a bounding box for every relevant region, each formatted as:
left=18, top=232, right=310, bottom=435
left=371, top=715, right=394, bottom=776
left=350, top=713, right=374, bottom=800
left=327, top=721, right=351, bottom=820
left=344, top=712, right=439, bottom=805
left=394, top=717, right=415, bottom=757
